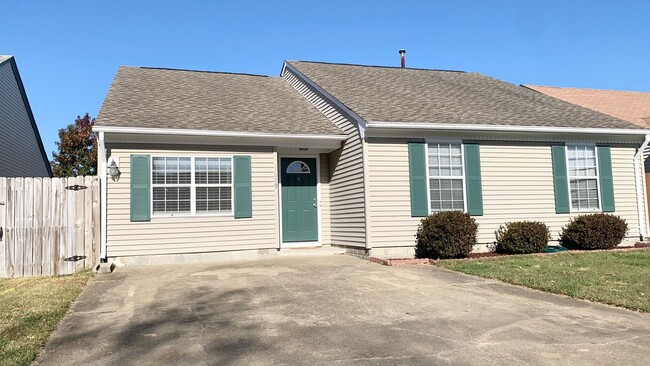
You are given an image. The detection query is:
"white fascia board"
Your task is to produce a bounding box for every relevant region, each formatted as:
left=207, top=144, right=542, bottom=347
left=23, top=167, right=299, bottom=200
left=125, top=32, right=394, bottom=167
left=634, top=134, right=650, bottom=159
left=92, top=126, right=347, bottom=141
left=280, top=61, right=288, bottom=79
left=367, top=121, right=650, bottom=136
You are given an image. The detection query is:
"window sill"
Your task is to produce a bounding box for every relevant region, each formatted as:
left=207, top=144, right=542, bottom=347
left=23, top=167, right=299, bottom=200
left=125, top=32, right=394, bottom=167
left=570, top=208, right=602, bottom=213
left=151, top=212, right=234, bottom=219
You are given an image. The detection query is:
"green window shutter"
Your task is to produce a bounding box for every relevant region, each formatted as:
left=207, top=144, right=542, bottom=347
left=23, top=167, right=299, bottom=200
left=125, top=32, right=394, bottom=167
left=234, top=155, right=252, bottom=218
left=408, top=142, right=428, bottom=217
left=130, top=154, right=151, bottom=222
left=551, top=145, right=570, bottom=214
left=463, top=144, right=484, bottom=216
left=597, top=146, right=615, bottom=212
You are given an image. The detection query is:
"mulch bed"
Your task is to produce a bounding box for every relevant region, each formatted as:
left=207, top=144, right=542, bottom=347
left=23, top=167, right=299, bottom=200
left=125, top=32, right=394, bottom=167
left=369, top=245, right=649, bottom=266
left=442, top=246, right=649, bottom=263
left=368, top=257, right=436, bottom=266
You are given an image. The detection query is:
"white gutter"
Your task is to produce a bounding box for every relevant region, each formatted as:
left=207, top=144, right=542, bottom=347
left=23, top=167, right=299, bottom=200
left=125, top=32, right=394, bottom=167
left=634, top=133, right=650, bottom=239
left=92, top=126, right=347, bottom=141
left=368, top=121, right=650, bottom=135
left=98, top=131, right=108, bottom=260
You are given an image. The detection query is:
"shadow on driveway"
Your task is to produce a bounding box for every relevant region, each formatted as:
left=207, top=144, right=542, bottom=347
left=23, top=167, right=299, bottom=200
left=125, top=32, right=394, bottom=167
left=34, top=255, right=650, bottom=365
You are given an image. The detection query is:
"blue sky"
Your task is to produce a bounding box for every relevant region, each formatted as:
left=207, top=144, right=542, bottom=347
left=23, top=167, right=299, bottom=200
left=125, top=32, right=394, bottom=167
left=2, top=0, right=650, bottom=159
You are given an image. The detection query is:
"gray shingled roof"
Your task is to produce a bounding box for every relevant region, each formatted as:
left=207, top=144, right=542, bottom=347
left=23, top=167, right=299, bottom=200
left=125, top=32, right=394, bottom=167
left=288, top=61, right=643, bottom=130
left=96, top=66, right=343, bottom=135
left=0, top=55, right=12, bottom=64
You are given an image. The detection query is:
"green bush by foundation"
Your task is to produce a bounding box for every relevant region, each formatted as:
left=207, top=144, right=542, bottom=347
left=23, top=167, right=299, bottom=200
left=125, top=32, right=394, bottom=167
left=560, top=213, right=628, bottom=250
left=495, top=221, right=550, bottom=254
left=416, top=211, right=478, bottom=259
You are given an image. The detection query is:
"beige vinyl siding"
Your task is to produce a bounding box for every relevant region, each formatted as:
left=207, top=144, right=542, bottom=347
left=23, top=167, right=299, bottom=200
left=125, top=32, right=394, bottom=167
left=367, top=141, right=643, bottom=249
left=319, top=153, right=332, bottom=245
left=106, top=147, right=278, bottom=257
left=283, top=69, right=367, bottom=247
left=0, top=60, right=50, bottom=177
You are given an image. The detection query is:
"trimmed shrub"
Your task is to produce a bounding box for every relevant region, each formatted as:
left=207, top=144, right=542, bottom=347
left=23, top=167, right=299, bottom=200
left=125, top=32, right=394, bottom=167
left=416, top=211, right=478, bottom=259
left=560, top=213, right=628, bottom=250
left=494, top=221, right=550, bottom=254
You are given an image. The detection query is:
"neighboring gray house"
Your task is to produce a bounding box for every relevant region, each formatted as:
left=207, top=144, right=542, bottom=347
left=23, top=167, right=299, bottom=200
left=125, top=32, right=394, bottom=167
left=0, top=55, right=51, bottom=177
left=95, top=61, right=649, bottom=264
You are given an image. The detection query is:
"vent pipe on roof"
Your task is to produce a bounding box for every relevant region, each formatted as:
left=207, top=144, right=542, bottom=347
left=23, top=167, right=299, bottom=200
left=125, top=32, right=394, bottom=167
left=399, top=49, right=406, bottom=68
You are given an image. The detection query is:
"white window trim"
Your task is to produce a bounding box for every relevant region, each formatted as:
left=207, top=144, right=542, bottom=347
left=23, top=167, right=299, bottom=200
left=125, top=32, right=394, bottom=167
left=151, top=157, right=192, bottom=217
left=150, top=156, right=235, bottom=218
left=425, top=139, right=468, bottom=214
left=566, top=144, right=602, bottom=213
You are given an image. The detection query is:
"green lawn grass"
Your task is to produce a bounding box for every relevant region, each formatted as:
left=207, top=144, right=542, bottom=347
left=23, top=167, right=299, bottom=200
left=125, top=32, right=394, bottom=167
left=0, top=271, right=92, bottom=366
left=438, top=249, right=650, bottom=312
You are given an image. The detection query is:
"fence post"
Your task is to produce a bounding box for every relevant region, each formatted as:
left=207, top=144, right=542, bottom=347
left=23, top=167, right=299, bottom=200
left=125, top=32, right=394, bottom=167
left=64, top=177, right=74, bottom=275
left=42, top=177, right=53, bottom=276
left=74, top=175, right=85, bottom=272
left=92, top=176, right=101, bottom=266
left=6, top=178, right=14, bottom=278
left=15, top=178, right=24, bottom=277
left=33, top=178, right=43, bottom=276
left=0, top=178, right=6, bottom=277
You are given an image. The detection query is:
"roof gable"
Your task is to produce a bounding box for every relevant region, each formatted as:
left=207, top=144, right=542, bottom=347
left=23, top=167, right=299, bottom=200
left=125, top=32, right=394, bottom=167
left=96, top=66, right=343, bottom=136
left=287, top=61, right=643, bottom=130
left=0, top=55, right=52, bottom=177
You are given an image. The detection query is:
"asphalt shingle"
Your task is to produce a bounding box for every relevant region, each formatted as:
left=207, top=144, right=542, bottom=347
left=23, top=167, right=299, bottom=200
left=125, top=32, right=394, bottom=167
left=288, top=61, right=643, bottom=130
left=525, top=85, right=650, bottom=128
left=96, top=66, right=343, bottom=135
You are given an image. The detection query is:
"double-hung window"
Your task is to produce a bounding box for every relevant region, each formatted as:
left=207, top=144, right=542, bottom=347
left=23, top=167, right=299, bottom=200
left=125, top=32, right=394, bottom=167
left=195, top=158, right=233, bottom=214
left=567, top=145, right=600, bottom=210
left=152, top=157, right=192, bottom=214
left=427, top=142, right=465, bottom=213
left=151, top=156, right=233, bottom=216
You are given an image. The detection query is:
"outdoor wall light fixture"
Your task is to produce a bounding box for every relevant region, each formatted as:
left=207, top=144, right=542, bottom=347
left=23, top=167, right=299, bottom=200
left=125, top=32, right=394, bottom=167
left=107, top=159, right=121, bottom=182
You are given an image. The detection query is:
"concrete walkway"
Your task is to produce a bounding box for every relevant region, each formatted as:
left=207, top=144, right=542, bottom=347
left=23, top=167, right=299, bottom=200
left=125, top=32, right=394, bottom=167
left=35, top=255, right=650, bottom=365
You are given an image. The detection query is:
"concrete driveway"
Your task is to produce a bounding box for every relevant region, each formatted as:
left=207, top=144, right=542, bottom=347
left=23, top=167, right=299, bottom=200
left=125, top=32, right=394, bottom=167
left=35, top=255, right=650, bottom=365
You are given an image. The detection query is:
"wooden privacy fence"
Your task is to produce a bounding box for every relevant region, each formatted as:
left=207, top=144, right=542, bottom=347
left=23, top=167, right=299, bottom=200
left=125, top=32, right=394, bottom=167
left=0, top=176, right=100, bottom=278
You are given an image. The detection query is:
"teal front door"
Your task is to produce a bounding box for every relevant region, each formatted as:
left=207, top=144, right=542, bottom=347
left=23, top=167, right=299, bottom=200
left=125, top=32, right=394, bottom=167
left=281, top=158, right=318, bottom=242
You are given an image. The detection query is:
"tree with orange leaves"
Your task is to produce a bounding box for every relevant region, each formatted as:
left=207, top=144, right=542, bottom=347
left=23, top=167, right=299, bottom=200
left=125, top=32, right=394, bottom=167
left=50, top=113, right=97, bottom=177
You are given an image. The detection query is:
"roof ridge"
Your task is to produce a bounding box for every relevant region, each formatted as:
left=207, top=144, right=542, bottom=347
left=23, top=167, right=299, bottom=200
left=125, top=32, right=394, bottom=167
left=287, top=60, right=466, bottom=73
left=131, top=66, right=270, bottom=78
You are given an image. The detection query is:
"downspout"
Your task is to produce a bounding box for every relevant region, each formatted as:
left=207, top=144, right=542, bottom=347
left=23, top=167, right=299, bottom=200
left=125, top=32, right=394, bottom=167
left=633, top=133, right=650, bottom=240
left=98, top=131, right=108, bottom=261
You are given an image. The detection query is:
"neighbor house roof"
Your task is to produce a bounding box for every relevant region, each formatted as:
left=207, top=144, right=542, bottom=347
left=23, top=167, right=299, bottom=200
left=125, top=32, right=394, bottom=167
left=0, top=55, right=52, bottom=177
left=524, top=85, right=650, bottom=128
left=96, top=66, right=343, bottom=136
left=286, top=61, right=643, bottom=130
